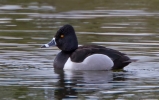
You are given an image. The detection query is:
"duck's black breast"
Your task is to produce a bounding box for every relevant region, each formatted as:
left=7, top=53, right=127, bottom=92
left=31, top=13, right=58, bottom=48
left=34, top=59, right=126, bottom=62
left=53, top=51, right=71, bottom=69
left=70, top=45, right=131, bottom=70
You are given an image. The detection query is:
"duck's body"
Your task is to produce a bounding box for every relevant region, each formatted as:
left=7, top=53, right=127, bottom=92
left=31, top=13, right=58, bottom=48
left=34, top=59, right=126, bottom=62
left=41, top=24, right=132, bottom=70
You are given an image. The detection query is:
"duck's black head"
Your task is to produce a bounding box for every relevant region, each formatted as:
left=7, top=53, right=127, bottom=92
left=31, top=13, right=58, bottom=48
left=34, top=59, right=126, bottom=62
left=41, top=24, right=78, bottom=52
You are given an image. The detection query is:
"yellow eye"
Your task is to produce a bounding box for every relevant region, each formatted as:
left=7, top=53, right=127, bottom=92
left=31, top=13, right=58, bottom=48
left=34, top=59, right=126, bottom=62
left=60, top=35, right=64, bottom=38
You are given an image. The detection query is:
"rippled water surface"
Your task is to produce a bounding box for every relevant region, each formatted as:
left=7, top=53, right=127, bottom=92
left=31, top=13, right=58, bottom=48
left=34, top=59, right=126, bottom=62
left=0, top=0, right=159, bottom=99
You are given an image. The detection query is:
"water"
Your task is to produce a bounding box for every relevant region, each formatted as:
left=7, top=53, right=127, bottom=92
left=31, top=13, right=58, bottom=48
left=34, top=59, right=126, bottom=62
left=0, top=0, right=159, bottom=99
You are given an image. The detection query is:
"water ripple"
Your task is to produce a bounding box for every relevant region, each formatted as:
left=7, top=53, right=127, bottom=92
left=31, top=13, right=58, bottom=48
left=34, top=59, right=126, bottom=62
left=30, top=10, right=159, bottom=19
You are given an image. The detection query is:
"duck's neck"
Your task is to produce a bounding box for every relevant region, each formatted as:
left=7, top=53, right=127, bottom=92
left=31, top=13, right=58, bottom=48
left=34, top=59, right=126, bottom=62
left=62, top=48, right=77, bottom=54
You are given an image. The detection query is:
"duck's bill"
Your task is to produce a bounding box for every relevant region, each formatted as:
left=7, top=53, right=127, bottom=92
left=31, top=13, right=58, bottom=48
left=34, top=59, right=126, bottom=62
left=41, top=38, right=56, bottom=48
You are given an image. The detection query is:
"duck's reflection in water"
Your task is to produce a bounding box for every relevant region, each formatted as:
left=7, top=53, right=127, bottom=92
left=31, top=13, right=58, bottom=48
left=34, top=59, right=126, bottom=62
left=51, top=69, right=127, bottom=99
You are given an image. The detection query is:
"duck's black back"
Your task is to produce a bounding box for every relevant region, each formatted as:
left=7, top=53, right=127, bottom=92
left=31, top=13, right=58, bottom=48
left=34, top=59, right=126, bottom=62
left=70, top=45, right=131, bottom=70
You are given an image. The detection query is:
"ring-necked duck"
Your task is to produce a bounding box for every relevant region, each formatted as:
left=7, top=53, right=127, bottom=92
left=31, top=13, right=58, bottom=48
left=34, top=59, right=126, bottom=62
left=41, top=24, right=134, bottom=70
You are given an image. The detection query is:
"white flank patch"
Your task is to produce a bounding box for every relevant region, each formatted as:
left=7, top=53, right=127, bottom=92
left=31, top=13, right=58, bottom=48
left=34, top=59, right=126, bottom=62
left=64, top=54, right=114, bottom=70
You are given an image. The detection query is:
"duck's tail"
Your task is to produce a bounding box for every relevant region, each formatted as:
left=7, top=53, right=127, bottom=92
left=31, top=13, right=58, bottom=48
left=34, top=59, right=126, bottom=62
left=124, top=59, right=138, bottom=63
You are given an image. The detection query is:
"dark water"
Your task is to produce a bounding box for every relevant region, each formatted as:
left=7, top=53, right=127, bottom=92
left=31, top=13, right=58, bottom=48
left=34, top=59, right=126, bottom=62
left=0, top=0, right=159, bottom=99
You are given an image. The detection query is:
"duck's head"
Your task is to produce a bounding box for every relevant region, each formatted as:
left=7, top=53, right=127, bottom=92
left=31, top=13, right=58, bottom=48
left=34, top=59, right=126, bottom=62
left=41, top=24, right=78, bottom=52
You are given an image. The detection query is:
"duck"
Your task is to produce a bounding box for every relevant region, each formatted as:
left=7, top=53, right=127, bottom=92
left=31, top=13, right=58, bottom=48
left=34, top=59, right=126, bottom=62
left=41, top=24, right=134, bottom=70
